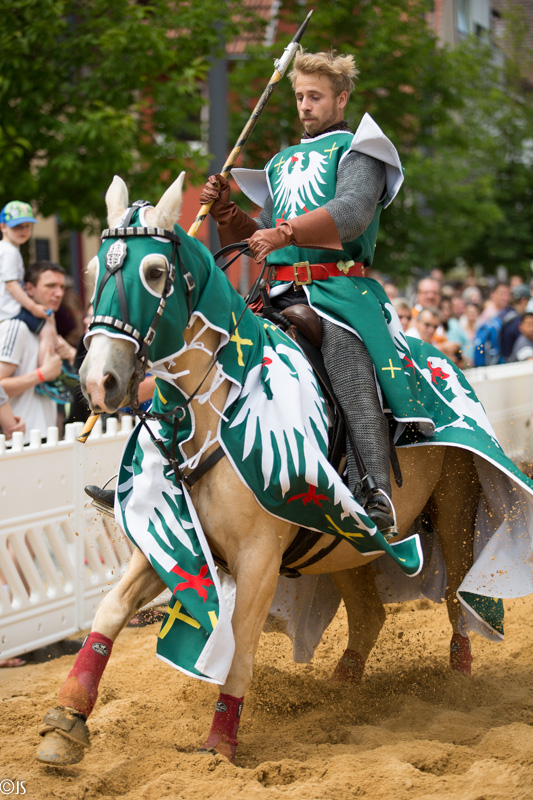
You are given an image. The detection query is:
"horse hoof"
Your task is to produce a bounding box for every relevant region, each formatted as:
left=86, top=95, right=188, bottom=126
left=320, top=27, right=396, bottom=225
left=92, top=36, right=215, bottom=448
left=331, top=648, right=365, bottom=683
left=35, top=707, right=90, bottom=766
left=450, top=633, right=472, bottom=676
left=35, top=730, right=85, bottom=766
left=197, top=734, right=236, bottom=763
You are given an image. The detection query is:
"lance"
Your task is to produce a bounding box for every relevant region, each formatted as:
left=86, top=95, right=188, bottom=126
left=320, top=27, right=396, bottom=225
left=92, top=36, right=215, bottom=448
left=78, top=10, right=312, bottom=444
left=187, top=8, right=313, bottom=237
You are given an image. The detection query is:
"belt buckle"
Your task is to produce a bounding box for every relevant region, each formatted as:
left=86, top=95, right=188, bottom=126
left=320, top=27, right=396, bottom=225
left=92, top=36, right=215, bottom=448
left=292, top=261, right=312, bottom=286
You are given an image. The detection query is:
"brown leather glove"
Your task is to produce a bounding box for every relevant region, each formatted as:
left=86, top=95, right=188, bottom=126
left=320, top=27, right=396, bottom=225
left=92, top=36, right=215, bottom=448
left=247, top=207, right=343, bottom=263
left=199, top=173, right=257, bottom=248
left=199, top=173, right=231, bottom=214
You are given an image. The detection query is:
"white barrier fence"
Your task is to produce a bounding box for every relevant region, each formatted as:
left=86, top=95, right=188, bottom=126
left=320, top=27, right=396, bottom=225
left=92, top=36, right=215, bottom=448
left=1, top=361, right=532, bottom=662
left=0, top=417, right=138, bottom=662
left=467, top=360, right=533, bottom=469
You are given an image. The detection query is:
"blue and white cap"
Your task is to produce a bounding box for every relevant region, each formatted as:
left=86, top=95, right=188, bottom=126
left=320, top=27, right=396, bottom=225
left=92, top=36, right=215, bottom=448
left=0, top=200, right=37, bottom=227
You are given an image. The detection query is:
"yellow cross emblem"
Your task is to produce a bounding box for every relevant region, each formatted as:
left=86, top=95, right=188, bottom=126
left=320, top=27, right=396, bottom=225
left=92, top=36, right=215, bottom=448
left=155, top=380, right=168, bottom=405
left=273, top=156, right=286, bottom=173
left=158, top=601, right=199, bottom=639
left=230, top=312, right=253, bottom=366
left=325, top=514, right=364, bottom=539
left=324, top=142, right=339, bottom=159
left=381, top=359, right=402, bottom=378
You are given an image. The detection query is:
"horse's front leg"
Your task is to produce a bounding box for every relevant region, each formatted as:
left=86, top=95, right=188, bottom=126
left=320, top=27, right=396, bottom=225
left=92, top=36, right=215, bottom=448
left=35, top=547, right=165, bottom=766
left=198, top=522, right=292, bottom=763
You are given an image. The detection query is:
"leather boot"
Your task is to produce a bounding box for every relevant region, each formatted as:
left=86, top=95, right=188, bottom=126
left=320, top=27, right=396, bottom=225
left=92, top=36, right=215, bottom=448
left=84, top=485, right=115, bottom=516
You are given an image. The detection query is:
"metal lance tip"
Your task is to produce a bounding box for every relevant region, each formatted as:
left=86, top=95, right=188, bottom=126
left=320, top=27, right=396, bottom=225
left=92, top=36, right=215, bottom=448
left=293, top=9, right=313, bottom=44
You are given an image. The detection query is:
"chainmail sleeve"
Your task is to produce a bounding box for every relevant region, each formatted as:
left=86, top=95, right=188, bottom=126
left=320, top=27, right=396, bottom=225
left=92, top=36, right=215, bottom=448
left=256, top=196, right=273, bottom=230
left=326, top=151, right=386, bottom=242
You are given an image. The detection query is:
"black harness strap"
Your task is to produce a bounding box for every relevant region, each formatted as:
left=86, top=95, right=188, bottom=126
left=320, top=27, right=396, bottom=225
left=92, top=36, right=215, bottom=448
left=183, top=446, right=226, bottom=489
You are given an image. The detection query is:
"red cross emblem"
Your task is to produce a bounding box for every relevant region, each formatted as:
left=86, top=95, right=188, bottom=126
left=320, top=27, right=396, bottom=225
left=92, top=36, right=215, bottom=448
left=427, top=361, right=450, bottom=384
left=171, top=564, right=214, bottom=602
left=288, top=484, right=329, bottom=507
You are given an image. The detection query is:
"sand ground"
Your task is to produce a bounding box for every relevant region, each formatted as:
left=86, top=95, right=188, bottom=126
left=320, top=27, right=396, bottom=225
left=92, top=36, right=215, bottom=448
left=1, top=594, right=532, bottom=800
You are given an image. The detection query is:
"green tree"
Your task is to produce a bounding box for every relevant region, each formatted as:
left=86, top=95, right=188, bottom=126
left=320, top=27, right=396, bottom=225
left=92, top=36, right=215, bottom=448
left=460, top=1, right=533, bottom=276
left=0, top=0, right=253, bottom=228
left=228, top=0, right=533, bottom=279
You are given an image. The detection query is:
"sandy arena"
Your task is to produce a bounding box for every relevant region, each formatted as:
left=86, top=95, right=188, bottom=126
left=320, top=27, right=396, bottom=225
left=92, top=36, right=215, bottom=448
left=1, top=593, right=532, bottom=800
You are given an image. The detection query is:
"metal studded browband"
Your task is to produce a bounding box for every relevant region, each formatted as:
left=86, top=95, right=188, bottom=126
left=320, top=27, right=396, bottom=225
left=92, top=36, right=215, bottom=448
left=101, top=226, right=182, bottom=243
left=90, top=315, right=145, bottom=349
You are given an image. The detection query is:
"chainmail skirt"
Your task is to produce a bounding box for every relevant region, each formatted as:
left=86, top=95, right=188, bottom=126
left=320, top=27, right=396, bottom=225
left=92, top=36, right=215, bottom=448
left=321, top=318, right=391, bottom=501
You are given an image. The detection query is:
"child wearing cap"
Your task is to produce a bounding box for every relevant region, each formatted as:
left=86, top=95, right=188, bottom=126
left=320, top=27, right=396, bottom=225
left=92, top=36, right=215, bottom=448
left=0, top=200, right=57, bottom=366
left=0, top=200, right=47, bottom=324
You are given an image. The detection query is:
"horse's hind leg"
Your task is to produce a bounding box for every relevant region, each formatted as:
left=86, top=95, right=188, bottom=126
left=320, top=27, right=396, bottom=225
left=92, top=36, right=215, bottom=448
left=35, top=547, right=165, bottom=766
left=330, top=565, right=386, bottom=682
left=429, top=446, right=481, bottom=675
left=331, top=446, right=447, bottom=682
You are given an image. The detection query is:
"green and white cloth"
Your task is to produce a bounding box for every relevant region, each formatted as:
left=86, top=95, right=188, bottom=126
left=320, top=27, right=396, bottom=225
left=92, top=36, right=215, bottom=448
left=88, top=208, right=533, bottom=684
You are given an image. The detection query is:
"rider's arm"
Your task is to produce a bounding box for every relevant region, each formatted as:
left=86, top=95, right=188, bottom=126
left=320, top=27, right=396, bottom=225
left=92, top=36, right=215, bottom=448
left=324, top=151, right=386, bottom=242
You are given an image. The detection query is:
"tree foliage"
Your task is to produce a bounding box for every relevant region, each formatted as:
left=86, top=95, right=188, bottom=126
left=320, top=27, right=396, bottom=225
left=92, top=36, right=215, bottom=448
left=229, top=0, right=533, bottom=278
left=0, top=0, right=252, bottom=228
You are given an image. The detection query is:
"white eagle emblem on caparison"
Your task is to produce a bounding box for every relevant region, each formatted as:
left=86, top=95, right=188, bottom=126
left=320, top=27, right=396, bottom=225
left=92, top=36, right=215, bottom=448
left=273, top=151, right=328, bottom=220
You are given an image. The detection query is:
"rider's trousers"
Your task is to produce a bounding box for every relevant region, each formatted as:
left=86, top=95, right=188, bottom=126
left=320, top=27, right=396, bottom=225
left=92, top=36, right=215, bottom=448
left=321, top=318, right=391, bottom=503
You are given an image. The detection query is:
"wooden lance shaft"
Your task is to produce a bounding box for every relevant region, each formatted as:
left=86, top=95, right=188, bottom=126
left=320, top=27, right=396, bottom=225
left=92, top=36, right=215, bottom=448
left=187, top=9, right=313, bottom=238
left=77, top=413, right=99, bottom=443
left=78, top=11, right=313, bottom=444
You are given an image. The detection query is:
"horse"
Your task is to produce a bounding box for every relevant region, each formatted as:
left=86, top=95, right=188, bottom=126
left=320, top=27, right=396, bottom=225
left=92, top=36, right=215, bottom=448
left=35, top=174, right=486, bottom=767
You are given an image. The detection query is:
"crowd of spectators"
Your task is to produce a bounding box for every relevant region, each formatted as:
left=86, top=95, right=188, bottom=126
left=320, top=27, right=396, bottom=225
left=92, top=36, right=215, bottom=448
left=0, top=200, right=89, bottom=446
left=382, top=270, right=533, bottom=370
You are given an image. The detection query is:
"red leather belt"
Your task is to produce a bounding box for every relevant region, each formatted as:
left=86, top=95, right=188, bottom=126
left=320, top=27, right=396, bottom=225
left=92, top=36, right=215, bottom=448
left=272, top=260, right=365, bottom=286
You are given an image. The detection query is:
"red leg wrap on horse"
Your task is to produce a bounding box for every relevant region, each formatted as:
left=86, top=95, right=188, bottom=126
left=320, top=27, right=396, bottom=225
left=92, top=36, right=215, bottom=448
left=450, top=633, right=472, bottom=675
left=331, top=648, right=366, bottom=683
left=58, top=632, right=113, bottom=717
left=202, top=693, right=244, bottom=762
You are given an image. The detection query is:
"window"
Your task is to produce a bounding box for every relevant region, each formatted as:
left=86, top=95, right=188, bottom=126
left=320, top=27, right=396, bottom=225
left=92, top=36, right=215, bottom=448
left=456, top=0, right=470, bottom=34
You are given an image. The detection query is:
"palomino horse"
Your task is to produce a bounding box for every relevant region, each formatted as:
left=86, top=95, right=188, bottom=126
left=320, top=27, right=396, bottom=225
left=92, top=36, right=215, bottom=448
left=35, top=175, right=479, bottom=767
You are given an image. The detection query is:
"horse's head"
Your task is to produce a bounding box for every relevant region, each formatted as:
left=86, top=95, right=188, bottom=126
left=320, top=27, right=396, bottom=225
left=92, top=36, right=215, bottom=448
left=81, top=172, right=193, bottom=413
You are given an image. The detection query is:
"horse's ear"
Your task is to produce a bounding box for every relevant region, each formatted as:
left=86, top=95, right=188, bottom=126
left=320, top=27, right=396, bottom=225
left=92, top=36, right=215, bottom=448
left=105, top=175, right=129, bottom=227
left=148, top=172, right=185, bottom=230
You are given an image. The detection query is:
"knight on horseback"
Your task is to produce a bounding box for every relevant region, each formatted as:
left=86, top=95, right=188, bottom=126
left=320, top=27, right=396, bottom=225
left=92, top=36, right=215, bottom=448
left=199, top=49, right=404, bottom=534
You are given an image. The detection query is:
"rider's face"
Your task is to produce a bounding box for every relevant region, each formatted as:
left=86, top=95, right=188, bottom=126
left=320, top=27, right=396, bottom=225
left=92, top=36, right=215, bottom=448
left=294, top=73, right=347, bottom=137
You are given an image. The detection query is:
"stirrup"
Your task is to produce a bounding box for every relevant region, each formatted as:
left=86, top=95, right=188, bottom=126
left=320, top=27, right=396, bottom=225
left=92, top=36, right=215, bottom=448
left=364, top=488, right=398, bottom=540
left=84, top=475, right=116, bottom=517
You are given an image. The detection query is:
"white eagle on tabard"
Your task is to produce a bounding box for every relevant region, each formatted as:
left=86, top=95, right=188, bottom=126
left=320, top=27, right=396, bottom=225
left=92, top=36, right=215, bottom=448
left=273, top=151, right=328, bottom=219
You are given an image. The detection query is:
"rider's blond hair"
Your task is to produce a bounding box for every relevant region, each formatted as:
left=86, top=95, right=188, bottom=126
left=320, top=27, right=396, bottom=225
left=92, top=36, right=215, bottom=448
left=289, top=49, right=359, bottom=98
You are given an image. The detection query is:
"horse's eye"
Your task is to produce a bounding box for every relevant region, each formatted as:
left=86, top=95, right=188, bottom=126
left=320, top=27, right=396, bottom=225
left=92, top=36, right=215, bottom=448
left=140, top=256, right=170, bottom=297
left=148, top=267, right=164, bottom=281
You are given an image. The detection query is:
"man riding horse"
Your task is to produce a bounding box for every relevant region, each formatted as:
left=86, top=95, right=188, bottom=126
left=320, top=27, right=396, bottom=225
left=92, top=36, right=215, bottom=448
left=200, top=49, right=403, bottom=534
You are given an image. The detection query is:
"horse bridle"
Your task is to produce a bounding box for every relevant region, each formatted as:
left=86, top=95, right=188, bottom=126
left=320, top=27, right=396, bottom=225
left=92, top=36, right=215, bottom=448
left=90, top=201, right=195, bottom=382
left=89, top=202, right=231, bottom=486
